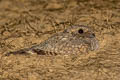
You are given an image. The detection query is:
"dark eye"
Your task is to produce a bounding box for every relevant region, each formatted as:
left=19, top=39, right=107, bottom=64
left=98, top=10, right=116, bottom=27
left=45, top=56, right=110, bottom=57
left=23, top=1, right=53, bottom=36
left=78, top=29, right=84, bottom=34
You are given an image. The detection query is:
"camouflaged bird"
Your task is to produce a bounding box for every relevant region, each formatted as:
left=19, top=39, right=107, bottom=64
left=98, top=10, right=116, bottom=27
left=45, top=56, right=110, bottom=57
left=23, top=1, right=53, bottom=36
left=6, top=25, right=99, bottom=56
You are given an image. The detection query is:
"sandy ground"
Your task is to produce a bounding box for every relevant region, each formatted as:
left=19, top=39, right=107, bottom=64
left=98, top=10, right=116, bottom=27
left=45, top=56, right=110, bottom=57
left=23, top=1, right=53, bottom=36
left=0, top=0, right=120, bottom=80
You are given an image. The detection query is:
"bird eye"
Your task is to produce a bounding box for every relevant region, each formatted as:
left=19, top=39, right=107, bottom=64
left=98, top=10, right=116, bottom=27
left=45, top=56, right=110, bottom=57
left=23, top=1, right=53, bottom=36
left=78, top=29, right=84, bottom=34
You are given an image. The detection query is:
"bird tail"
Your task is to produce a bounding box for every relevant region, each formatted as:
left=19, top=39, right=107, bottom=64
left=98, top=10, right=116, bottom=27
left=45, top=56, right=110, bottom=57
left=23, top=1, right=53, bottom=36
left=5, top=48, right=32, bottom=56
left=5, top=47, right=48, bottom=56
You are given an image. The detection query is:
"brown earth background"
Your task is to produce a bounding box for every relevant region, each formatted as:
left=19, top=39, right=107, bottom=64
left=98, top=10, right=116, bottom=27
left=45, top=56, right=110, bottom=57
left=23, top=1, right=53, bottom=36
left=0, top=0, right=120, bottom=80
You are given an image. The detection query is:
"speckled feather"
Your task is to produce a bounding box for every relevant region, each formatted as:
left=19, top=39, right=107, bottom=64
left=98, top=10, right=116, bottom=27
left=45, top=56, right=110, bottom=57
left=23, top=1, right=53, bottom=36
left=6, top=25, right=99, bottom=56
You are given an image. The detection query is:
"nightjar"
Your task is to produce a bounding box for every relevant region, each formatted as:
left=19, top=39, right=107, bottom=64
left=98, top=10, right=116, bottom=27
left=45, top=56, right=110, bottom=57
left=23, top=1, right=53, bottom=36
left=6, top=25, right=99, bottom=56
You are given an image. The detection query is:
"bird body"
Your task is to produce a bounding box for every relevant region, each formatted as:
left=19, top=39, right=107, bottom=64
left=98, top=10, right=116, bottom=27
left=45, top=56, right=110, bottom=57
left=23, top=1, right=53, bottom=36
left=6, top=25, right=99, bottom=56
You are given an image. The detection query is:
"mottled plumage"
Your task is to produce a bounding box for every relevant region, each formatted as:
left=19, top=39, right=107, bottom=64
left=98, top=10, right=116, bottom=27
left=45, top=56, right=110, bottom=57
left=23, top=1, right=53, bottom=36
left=6, top=25, right=99, bottom=56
